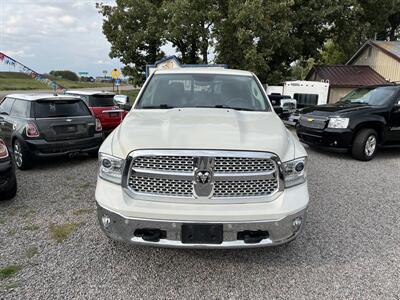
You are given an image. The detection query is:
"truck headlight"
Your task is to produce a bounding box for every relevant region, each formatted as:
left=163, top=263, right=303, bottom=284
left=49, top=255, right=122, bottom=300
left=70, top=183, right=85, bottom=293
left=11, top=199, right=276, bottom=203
left=99, top=153, right=125, bottom=184
left=281, top=157, right=307, bottom=188
left=328, top=117, right=349, bottom=129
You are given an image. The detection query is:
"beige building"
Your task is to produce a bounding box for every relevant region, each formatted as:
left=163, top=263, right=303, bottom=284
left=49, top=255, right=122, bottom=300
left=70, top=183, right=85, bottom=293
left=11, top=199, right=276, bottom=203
left=306, top=65, right=387, bottom=103
left=347, top=40, right=400, bottom=82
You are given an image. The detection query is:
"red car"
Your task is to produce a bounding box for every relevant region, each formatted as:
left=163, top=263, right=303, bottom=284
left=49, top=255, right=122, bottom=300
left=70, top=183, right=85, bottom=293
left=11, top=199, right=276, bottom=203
left=65, top=90, right=128, bottom=133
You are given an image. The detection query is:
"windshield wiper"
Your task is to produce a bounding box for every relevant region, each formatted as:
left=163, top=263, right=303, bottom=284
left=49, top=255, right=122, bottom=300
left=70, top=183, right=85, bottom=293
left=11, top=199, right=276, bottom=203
left=216, top=105, right=255, bottom=111
left=141, top=104, right=175, bottom=109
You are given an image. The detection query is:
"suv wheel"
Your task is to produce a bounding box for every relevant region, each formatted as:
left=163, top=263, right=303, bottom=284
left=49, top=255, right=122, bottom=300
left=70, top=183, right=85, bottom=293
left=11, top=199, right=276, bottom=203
left=13, top=139, right=32, bottom=170
left=351, top=129, right=378, bottom=161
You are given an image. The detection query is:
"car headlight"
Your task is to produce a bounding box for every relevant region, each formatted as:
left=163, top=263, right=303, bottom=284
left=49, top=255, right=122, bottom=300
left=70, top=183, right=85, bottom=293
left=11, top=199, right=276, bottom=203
left=99, top=153, right=125, bottom=184
left=281, top=157, right=307, bottom=188
left=328, top=117, right=349, bottom=129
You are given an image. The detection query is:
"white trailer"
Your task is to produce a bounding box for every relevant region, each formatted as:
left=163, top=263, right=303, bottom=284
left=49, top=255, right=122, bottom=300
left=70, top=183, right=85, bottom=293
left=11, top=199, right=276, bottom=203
left=267, top=81, right=330, bottom=107
left=282, top=81, right=330, bottom=107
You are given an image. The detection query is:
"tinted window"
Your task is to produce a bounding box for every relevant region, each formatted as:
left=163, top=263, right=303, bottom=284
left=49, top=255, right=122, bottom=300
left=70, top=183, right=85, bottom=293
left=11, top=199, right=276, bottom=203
left=33, top=100, right=91, bottom=118
left=0, top=98, right=15, bottom=115
left=339, top=86, right=398, bottom=106
left=89, top=95, right=115, bottom=107
left=137, top=74, right=269, bottom=111
left=294, top=93, right=319, bottom=107
left=10, top=100, right=30, bottom=117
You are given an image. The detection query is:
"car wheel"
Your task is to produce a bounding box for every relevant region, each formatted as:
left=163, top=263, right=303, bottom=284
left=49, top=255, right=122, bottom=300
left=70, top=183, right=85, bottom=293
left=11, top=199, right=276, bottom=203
left=13, top=139, right=32, bottom=170
left=0, top=174, right=17, bottom=200
left=351, top=129, right=378, bottom=161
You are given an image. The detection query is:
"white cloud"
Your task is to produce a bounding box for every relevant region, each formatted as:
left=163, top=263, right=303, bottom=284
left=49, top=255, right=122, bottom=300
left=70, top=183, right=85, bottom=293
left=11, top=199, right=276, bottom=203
left=0, top=0, right=121, bottom=76
left=59, top=15, right=77, bottom=26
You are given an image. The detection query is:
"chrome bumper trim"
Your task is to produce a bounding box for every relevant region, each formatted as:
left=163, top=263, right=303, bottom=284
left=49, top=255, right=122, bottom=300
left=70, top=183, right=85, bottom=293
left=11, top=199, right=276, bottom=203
left=97, top=203, right=307, bottom=249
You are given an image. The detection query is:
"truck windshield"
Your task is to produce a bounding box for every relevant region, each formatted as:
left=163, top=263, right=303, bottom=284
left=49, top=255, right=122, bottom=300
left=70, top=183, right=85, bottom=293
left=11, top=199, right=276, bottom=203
left=136, top=74, right=270, bottom=111
left=339, top=86, right=398, bottom=106
left=89, top=95, right=115, bottom=107
left=33, top=100, right=91, bottom=118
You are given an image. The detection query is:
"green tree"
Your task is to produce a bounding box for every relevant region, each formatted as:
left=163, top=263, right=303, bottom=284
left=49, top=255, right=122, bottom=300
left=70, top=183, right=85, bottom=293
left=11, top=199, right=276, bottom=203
left=49, top=70, right=79, bottom=81
left=97, top=0, right=165, bottom=84
left=162, top=0, right=216, bottom=64
left=320, top=40, right=347, bottom=65
left=214, top=0, right=334, bottom=84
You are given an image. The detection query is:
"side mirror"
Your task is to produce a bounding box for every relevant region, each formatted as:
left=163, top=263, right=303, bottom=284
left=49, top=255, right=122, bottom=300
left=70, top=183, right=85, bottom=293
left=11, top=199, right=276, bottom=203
left=395, top=100, right=400, bottom=108
left=273, top=106, right=283, bottom=115
left=114, top=95, right=129, bottom=105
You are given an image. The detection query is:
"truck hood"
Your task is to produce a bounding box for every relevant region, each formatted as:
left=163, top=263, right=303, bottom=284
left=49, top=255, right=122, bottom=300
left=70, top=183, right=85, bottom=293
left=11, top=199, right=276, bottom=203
left=302, top=103, right=373, bottom=117
left=109, top=108, right=296, bottom=161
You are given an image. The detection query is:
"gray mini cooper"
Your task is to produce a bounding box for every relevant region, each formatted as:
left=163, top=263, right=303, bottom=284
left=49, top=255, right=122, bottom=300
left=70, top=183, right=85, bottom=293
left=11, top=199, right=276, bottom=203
left=0, top=94, right=103, bottom=169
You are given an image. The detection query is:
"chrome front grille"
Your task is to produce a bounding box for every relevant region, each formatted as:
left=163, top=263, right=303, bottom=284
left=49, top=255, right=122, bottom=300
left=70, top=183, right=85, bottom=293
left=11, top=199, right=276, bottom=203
left=132, top=155, right=193, bottom=172
left=129, top=176, right=192, bottom=197
left=299, top=115, right=328, bottom=129
left=213, top=178, right=279, bottom=198
left=214, top=157, right=275, bottom=173
left=126, top=150, right=281, bottom=201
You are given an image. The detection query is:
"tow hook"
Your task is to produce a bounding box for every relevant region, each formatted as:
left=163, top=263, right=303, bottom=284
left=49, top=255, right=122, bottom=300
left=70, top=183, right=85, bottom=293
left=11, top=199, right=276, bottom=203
left=237, top=230, right=269, bottom=244
left=134, top=228, right=167, bottom=242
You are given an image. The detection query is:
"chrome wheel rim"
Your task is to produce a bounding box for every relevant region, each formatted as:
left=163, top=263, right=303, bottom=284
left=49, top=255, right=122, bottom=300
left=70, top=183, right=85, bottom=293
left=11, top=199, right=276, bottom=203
left=365, top=135, right=377, bottom=157
left=14, top=142, right=23, bottom=167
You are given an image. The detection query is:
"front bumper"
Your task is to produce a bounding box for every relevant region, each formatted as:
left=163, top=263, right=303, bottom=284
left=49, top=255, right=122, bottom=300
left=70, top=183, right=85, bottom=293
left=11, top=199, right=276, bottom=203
left=296, top=126, right=353, bottom=152
left=25, top=133, right=104, bottom=158
left=95, top=177, right=309, bottom=248
left=97, top=204, right=307, bottom=248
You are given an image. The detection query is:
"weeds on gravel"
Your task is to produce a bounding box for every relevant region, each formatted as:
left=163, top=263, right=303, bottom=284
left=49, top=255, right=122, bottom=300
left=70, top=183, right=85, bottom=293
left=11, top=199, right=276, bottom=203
left=0, top=265, right=21, bottom=279
left=4, top=283, right=19, bottom=290
left=80, top=182, right=92, bottom=189
left=26, top=246, right=38, bottom=258
left=7, top=229, right=17, bottom=236
left=49, top=222, right=83, bottom=243
left=23, top=224, right=40, bottom=231
left=73, top=208, right=94, bottom=216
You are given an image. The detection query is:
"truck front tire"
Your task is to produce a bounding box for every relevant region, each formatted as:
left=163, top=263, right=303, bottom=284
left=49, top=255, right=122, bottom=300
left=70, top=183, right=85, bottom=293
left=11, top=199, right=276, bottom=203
left=351, top=128, right=378, bottom=161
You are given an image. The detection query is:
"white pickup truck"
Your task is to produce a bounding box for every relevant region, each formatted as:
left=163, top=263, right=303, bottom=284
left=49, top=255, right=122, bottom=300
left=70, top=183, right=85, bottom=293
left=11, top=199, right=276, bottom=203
left=95, top=68, right=309, bottom=248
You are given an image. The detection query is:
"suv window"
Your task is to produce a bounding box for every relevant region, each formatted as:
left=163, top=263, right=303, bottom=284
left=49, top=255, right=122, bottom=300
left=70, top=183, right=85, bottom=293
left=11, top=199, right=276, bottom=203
left=89, top=95, right=115, bottom=107
left=33, top=100, right=91, bottom=118
left=10, top=100, right=30, bottom=117
left=339, top=86, right=398, bottom=106
left=0, top=97, right=15, bottom=115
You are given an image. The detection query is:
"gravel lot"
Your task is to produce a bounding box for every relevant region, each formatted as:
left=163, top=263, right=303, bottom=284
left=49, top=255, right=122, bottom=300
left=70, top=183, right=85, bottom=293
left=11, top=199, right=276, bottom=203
left=1, top=147, right=399, bottom=299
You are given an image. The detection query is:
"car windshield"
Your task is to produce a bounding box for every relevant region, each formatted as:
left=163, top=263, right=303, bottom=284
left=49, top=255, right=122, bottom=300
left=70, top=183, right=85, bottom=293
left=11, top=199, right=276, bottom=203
left=89, top=95, right=115, bottom=107
left=339, top=86, right=398, bottom=106
left=33, top=100, right=91, bottom=118
left=136, top=74, right=270, bottom=111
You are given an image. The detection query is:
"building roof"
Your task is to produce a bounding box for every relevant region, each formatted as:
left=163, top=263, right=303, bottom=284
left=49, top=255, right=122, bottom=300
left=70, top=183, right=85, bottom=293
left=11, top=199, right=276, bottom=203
left=306, top=65, right=388, bottom=88
left=5, top=93, right=81, bottom=101
left=64, top=90, right=115, bottom=96
left=154, top=68, right=252, bottom=76
left=347, top=40, right=400, bottom=64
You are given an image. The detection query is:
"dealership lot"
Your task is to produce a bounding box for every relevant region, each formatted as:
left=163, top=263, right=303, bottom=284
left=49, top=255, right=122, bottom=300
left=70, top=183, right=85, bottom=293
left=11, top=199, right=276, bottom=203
left=0, top=147, right=399, bottom=299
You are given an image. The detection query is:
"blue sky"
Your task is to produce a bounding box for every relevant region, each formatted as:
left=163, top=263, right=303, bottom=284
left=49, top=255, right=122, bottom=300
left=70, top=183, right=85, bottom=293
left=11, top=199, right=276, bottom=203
left=0, top=0, right=175, bottom=77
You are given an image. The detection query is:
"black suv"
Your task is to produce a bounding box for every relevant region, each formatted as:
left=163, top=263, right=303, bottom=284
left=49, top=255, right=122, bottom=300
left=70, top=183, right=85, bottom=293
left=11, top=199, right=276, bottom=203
left=0, top=94, right=104, bottom=169
left=297, top=85, right=400, bottom=161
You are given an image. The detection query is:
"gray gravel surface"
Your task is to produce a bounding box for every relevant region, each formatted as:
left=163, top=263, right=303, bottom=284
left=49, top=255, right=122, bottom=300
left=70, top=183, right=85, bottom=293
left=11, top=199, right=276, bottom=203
left=0, top=148, right=399, bottom=299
